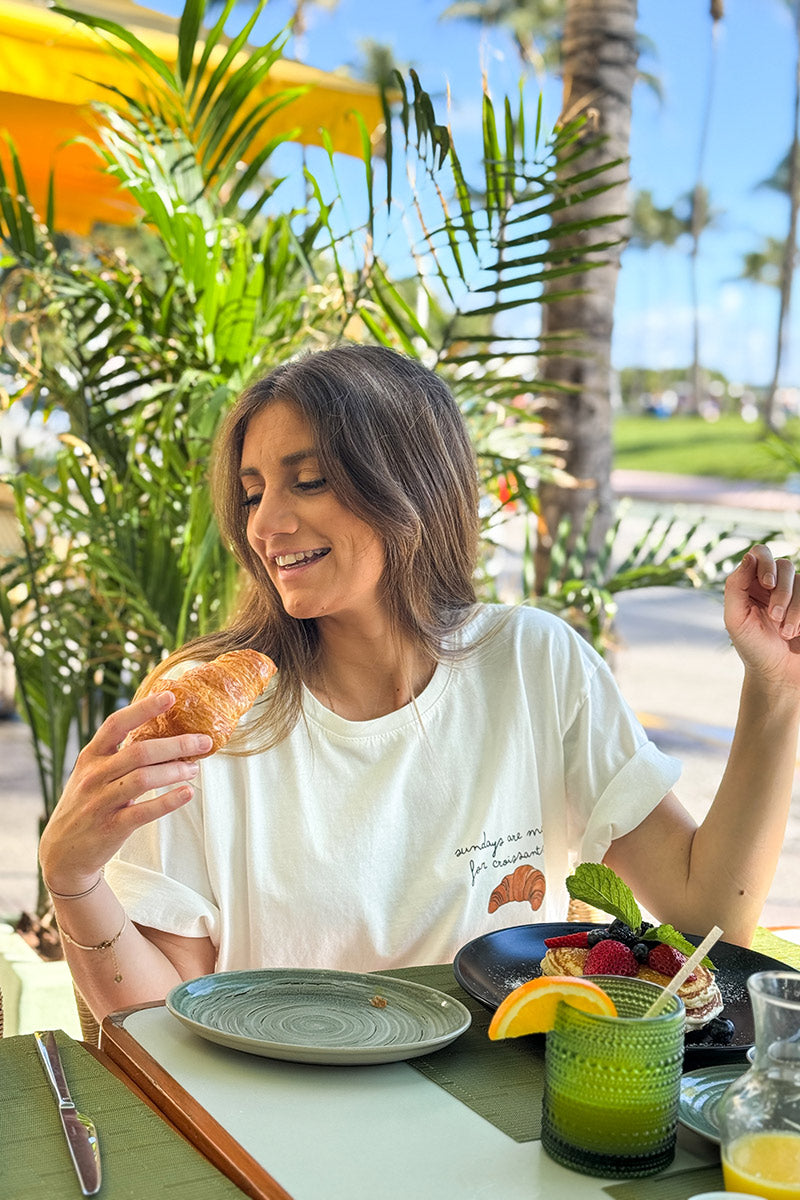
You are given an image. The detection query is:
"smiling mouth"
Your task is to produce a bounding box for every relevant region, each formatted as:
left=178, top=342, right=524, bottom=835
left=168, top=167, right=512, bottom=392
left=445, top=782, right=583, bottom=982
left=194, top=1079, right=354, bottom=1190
left=274, top=548, right=330, bottom=568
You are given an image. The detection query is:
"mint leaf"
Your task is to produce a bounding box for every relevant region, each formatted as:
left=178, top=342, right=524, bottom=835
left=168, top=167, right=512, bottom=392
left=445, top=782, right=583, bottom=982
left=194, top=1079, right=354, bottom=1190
left=566, top=863, right=642, bottom=930
left=643, top=924, right=715, bottom=970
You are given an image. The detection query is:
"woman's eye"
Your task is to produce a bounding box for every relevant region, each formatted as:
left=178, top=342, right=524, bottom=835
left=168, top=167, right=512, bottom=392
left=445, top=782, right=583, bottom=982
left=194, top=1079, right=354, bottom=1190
left=242, top=494, right=262, bottom=509
left=296, top=478, right=327, bottom=492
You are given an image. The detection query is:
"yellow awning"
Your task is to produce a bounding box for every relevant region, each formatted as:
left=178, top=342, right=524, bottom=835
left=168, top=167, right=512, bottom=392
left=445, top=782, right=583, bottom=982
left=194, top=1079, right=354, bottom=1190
left=0, top=0, right=385, bottom=233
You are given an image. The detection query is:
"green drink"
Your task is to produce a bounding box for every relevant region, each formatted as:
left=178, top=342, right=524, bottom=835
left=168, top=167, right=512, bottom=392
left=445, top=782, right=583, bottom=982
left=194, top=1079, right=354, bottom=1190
left=541, top=975, right=685, bottom=1178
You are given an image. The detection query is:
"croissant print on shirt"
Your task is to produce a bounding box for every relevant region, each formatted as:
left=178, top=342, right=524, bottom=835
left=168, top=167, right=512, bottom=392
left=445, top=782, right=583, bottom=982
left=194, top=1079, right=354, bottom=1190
left=487, top=864, right=546, bottom=913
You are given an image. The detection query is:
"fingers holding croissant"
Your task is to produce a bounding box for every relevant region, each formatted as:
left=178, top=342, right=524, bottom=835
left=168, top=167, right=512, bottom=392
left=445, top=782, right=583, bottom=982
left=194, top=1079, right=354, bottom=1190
left=127, top=649, right=276, bottom=757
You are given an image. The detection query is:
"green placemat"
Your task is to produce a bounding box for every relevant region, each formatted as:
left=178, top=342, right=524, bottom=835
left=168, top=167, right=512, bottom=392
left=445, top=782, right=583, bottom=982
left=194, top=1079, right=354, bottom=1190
left=751, top=926, right=800, bottom=969
left=603, top=1165, right=724, bottom=1198
left=386, top=963, right=546, bottom=1142
left=0, top=1030, right=246, bottom=1199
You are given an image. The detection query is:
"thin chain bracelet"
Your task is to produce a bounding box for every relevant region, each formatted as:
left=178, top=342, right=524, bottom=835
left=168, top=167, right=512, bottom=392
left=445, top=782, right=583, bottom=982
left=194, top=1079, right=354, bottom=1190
left=59, top=914, right=129, bottom=983
left=46, top=869, right=105, bottom=900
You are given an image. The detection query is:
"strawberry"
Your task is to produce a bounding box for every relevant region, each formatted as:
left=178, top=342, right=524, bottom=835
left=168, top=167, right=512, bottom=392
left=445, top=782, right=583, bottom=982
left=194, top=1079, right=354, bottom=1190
left=647, top=943, right=696, bottom=981
left=543, top=931, right=590, bottom=948
left=584, top=939, right=638, bottom=977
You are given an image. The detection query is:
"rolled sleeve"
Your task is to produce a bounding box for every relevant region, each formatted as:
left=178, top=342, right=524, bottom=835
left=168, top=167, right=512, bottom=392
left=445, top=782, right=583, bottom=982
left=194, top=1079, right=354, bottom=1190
left=104, top=858, right=221, bottom=943
left=104, top=773, right=221, bottom=945
left=580, top=740, right=681, bottom=863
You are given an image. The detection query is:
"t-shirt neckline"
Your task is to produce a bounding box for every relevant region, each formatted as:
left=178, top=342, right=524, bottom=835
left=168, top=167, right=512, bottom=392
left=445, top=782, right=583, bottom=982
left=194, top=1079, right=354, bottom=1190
left=300, top=657, right=453, bottom=736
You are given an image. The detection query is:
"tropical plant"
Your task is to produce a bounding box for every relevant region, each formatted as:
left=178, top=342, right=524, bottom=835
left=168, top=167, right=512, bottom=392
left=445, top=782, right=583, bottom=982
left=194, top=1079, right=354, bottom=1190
left=440, top=0, right=652, bottom=585
left=0, top=0, right=741, bottom=916
left=481, top=499, right=764, bottom=652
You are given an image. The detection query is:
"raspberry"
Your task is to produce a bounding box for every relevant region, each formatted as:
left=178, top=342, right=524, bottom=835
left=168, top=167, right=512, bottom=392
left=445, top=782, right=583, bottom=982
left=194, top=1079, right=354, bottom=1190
left=543, top=931, right=590, bottom=948
left=584, top=938, right=638, bottom=977
left=647, top=943, right=696, bottom=981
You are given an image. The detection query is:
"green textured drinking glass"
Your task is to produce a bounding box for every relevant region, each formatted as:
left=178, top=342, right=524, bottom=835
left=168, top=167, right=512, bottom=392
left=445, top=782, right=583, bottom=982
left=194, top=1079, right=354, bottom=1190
left=541, top=975, right=686, bottom=1179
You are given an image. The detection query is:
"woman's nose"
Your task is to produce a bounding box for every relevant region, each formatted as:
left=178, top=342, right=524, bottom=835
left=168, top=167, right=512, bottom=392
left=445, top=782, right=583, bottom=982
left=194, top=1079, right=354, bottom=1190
left=248, top=491, right=300, bottom=542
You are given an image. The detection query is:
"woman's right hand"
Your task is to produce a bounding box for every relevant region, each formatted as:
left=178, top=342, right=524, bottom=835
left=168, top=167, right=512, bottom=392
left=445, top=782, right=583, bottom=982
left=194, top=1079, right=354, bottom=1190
left=38, top=690, right=212, bottom=895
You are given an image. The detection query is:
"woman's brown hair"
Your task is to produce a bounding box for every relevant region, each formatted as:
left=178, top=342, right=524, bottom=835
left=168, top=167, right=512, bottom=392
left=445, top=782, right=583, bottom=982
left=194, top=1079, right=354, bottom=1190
left=143, top=343, right=481, bottom=747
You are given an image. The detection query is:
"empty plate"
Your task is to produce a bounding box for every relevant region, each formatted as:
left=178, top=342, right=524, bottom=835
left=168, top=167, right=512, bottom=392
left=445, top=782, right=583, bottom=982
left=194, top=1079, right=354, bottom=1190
left=166, top=968, right=472, bottom=1065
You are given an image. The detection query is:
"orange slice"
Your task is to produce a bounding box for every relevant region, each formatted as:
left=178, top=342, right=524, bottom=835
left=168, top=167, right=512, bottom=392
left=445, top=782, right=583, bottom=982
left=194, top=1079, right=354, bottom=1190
left=487, top=975, right=617, bottom=1040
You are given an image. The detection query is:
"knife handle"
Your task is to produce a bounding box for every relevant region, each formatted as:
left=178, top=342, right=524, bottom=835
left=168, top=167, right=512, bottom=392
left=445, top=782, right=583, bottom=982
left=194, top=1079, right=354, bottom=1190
left=34, top=1030, right=75, bottom=1108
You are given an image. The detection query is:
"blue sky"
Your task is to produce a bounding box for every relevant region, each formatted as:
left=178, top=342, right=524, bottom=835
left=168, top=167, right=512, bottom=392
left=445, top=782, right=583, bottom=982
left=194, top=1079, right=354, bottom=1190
left=150, top=0, right=800, bottom=388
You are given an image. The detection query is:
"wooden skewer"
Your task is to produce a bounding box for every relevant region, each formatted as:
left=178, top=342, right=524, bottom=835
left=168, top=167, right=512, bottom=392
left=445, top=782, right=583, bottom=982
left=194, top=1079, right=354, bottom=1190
left=641, top=925, right=724, bottom=1019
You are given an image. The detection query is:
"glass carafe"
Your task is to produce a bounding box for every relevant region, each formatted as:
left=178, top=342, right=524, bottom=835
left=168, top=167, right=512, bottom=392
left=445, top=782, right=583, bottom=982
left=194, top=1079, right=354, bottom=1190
left=716, top=971, right=800, bottom=1198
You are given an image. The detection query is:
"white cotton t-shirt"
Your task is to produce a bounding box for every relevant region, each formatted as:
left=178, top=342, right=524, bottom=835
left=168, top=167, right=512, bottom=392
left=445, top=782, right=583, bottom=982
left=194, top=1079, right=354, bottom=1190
left=105, top=604, right=680, bottom=972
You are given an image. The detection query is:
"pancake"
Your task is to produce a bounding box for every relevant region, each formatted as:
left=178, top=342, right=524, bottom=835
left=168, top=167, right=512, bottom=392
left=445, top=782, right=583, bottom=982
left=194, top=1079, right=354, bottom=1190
left=539, top=948, right=723, bottom=1030
left=637, top=963, right=723, bottom=1029
left=539, top=947, right=589, bottom=977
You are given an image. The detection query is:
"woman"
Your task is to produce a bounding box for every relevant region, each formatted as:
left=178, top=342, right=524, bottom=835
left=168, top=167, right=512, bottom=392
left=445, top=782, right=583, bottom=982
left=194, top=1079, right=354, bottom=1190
left=39, top=344, right=800, bottom=1021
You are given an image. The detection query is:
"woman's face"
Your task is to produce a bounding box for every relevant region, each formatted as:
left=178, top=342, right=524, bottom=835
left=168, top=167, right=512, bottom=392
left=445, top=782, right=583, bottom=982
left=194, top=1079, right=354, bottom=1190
left=240, top=402, right=386, bottom=626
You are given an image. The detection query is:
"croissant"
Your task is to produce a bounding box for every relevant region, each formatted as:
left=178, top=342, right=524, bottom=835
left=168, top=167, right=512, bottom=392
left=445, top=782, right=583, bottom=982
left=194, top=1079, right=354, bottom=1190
left=128, top=649, right=276, bottom=757
left=487, top=864, right=546, bottom=914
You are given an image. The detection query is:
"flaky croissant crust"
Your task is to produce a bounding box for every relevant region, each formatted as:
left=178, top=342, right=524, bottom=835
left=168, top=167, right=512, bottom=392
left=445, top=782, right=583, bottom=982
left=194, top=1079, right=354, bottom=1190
left=128, top=649, right=276, bottom=757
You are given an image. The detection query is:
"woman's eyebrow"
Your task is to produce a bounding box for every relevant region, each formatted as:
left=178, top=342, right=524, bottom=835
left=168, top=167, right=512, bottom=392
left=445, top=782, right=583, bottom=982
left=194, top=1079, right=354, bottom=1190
left=281, top=448, right=319, bottom=467
left=238, top=449, right=318, bottom=480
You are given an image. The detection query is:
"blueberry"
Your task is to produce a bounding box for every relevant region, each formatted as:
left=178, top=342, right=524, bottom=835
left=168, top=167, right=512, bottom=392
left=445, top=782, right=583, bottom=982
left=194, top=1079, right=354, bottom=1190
left=632, top=942, right=651, bottom=963
left=587, top=927, right=610, bottom=947
left=684, top=1016, right=735, bottom=1047
left=685, top=1027, right=714, bottom=1046
left=707, top=1017, right=735, bottom=1045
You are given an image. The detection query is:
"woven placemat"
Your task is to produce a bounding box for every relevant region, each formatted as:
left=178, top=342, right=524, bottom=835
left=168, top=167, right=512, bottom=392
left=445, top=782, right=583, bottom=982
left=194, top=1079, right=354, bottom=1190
left=386, top=963, right=546, bottom=1142
left=603, top=1164, right=725, bottom=1198
left=751, top=926, right=800, bottom=970
left=0, top=1030, right=245, bottom=1199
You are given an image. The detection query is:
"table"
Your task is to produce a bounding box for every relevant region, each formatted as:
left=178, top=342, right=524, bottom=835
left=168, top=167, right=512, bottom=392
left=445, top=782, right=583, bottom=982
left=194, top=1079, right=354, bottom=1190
left=96, top=964, right=727, bottom=1200
left=10, top=933, right=800, bottom=1200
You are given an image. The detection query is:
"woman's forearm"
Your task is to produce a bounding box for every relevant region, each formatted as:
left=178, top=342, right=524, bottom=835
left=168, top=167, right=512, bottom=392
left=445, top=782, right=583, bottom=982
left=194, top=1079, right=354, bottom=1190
left=686, top=674, right=800, bottom=943
left=47, top=875, right=196, bottom=1021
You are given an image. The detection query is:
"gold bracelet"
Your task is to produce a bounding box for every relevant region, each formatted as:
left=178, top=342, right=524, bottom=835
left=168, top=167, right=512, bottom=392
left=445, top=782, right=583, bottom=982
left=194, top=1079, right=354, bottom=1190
left=46, top=870, right=105, bottom=900
left=59, top=914, right=129, bottom=984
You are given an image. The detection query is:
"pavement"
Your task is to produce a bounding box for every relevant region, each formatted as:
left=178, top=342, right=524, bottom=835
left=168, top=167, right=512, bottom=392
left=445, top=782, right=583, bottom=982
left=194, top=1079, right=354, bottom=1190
left=611, top=467, right=800, bottom=514
left=1, top=469, right=799, bottom=929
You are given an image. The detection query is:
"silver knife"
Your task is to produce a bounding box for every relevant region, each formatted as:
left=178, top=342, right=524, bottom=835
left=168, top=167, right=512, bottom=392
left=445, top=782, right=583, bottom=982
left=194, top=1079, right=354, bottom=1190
left=34, top=1030, right=102, bottom=1196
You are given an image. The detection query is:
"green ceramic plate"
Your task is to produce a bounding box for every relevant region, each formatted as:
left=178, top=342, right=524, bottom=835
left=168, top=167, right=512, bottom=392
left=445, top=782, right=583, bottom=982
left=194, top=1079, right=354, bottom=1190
left=166, top=968, right=471, bottom=1065
left=678, top=1064, right=748, bottom=1144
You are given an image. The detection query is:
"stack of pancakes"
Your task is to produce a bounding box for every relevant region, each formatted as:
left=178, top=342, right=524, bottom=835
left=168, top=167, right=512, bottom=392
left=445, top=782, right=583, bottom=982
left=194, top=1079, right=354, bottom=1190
left=539, top=946, right=723, bottom=1030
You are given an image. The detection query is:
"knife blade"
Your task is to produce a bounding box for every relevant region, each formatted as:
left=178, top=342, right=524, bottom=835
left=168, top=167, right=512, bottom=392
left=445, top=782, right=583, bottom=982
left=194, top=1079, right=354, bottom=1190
left=34, top=1030, right=102, bottom=1196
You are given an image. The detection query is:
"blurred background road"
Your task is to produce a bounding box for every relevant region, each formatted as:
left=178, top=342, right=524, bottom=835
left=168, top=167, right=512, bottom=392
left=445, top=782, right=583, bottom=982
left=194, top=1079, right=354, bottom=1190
left=2, top=469, right=799, bottom=929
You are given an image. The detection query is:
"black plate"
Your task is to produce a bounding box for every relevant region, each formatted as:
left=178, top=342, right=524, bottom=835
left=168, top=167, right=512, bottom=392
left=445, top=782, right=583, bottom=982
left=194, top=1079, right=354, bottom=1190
left=453, top=922, right=798, bottom=1067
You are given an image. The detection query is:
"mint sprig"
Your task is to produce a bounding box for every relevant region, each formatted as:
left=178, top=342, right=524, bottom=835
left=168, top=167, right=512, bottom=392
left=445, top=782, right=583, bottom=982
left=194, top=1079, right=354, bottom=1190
left=566, top=862, right=642, bottom=930
left=566, top=864, right=717, bottom=971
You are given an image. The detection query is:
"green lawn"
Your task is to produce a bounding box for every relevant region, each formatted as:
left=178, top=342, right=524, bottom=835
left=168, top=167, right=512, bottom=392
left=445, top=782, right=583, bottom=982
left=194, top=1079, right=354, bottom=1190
left=612, top=413, right=800, bottom=483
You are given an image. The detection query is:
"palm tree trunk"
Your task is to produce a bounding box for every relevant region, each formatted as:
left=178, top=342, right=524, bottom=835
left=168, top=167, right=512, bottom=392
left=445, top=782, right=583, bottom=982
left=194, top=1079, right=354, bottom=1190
left=764, top=0, right=800, bottom=433
left=534, top=0, right=638, bottom=587
left=688, top=6, right=724, bottom=414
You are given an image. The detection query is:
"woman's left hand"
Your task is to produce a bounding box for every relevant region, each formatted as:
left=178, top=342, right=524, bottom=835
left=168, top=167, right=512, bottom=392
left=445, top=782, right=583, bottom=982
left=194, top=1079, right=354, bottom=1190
left=725, top=544, right=800, bottom=688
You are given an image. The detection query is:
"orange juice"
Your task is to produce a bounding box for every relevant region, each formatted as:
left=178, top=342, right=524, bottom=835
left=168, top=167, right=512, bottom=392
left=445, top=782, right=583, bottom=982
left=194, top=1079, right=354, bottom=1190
left=722, top=1130, right=800, bottom=1198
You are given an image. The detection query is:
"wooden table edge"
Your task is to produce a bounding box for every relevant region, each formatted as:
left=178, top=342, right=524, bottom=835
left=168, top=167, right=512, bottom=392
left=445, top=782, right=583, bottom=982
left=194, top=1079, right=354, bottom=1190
left=100, top=1002, right=293, bottom=1200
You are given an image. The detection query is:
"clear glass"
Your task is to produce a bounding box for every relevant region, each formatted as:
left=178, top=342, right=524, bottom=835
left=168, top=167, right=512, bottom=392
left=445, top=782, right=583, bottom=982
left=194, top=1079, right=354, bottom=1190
left=717, top=971, right=800, bottom=1198
left=540, top=975, right=685, bottom=1178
